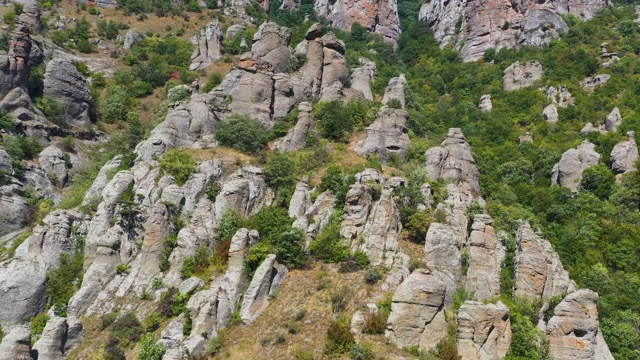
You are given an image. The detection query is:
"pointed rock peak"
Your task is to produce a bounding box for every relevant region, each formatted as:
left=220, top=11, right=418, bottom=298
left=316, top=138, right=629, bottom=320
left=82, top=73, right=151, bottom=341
left=382, top=74, right=407, bottom=109
left=321, top=32, right=346, bottom=54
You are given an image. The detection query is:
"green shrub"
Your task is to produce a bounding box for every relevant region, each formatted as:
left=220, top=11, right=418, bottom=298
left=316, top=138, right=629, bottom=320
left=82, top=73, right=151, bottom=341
left=205, top=181, right=222, bottom=201
left=214, top=114, right=268, bottom=154
left=405, top=209, right=433, bottom=243
left=130, top=80, right=154, bottom=98
left=100, top=312, right=118, bottom=330
left=207, top=330, right=226, bottom=355
left=202, top=71, right=223, bottom=93
left=182, top=310, right=192, bottom=336
left=159, top=234, right=178, bottom=271
left=245, top=207, right=292, bottom=243
left=217, top=209, right=242, bottom=242
left=137, top=333, right=166, bottom=360
left=3, top=12, right=16, bottom=26
left=102, top=85, right=133, bottom=123
left=159, top=149, right=197, bottom=185
left=110, top=312, right=143, bottom=348
left=35, top=96, right=66, bottom=128
left=116, top=263, right=131, bottom=274
left=45, top=252, right=84, bottom=314
left=580, top=164, right=616, bottom=200
left=0, top=108, right=15, bottom=131
left=324, top=316, right=354, bottom=355
left=31, top=313, right=49, bottom=336
left=349, top=343, right=374, bottom=360
left=386, top=98, right=402, bottom=109
left=171, top=292, right=190, bottom=316
left=309, top=211, right=350, bottom=263
left=273, top=228, right=308, bottom=269
left=144, top=312, right=161, bottom=332
left=244, top=241, right=271, bottom=277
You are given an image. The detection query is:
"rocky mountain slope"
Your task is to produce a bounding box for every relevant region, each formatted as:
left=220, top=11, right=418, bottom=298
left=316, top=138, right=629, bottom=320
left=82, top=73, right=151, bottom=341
left=0, top=0, right=639, bottom=359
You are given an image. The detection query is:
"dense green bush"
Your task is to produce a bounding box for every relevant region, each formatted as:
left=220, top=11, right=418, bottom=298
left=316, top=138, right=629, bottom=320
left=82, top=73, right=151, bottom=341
left=36, top=96, right=66, bottom=128
left=214, top=114, right=268, bottom=154
left=1, top=135, right=42, bottom=173
left=45, top=251, right=84, bottom=315
left=137, top=333, right=166, bottom=360
left=31, top=313, right=49, bottom=336
left=159, top=149, right=197, bottom=185
left=309, top=211, right=350, bottom=263
left=0, top=108, right=15, bottom=131
left=313, top=101, right=371, bottom=142
left=217, top=209, right=242, bottom=242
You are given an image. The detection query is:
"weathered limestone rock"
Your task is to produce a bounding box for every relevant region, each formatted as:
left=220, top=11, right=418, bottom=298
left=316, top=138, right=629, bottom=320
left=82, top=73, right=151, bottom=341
left=43, top=58, right=93, bottom=127
left=213, top=166, right=273, bottom=220
left=32, top=316, right=74, bottom=360
left=122, top=29, right=143, bottom=50
left=354, top=106, right=410, bottom=162
left=0, top=194, right=29, bottom=238
left=18, top=4, right=42, bottom=33
left=479, top=94, right=492, bottom=112
left=604, top=107, right=622, bottom=132
left=211, top=70, right=274, bottom=129
left=0, top=210, right=85, bottom=328
left=272, top=102, right=315, bottom=153
left=341, top=169, right=404, bottom=267
left=240, top=254, right=288, bottom=324
left=0, top=325, right=31, bottom=360
left=251, top=21, right=292, bottom=73
left=0, top=148, right=12, bottom=175
left=190, top=21, right=224, bottom=71
left=313, top=0, right=401, bottom=45
left=135, top=95, right=217, bottom=161
left=503, top=61, right=544, bottom=91
left=544, top=104, right=559, bottom=123
left=420, top=0, right=608, bottom=62
left=545, top=290, right=614, bottom=360
left=546, top=85, right=574, bottom=107
left=350, top=60, right=377, bottom=101
left=464, top=215, right=503, bottom=301
left=382, top=74, right=407, bottom=109
left=288, top=180, right=312, bottom=227
left=611, top=131, right=638, bottom=174
left=457, top=301, right=511, bottom=360
left=551, top=140, right=601, bottom=193
left=425, top=128, right=481, bottom=194
left=38, top=145, right=70, bottom=186
left=580, top=74, right=610, bottom=92
left=385, top=269, right=449, bottom=351
left=514, top=222, right=576, bottom=300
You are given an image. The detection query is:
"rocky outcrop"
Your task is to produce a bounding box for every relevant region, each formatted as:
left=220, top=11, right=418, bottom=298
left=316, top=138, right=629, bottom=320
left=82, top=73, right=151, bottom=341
left=457, top=301, right=511, bottom=360
left=189, top=21, right=224, bottom=71
left=382, top=74, right=407, bottom=109
left=580, top=74, right=610, bottom=92
left=545, top=85, right=574, bottom=107
left=0, top=194, right=29, bottom=238
left=425, top=128, right=481, bottom=194
left=503, top=61, right=544, bottom=91
left=38, top=145, right=70, bottom=187
left=32, top=315, right=84, bottom=360
left=122, top=29, right=143, bottom=50
left=385, top=269, right=449, bottom=351
left=18, top=4, right=42, bottom=33
left=514, top=222, right=576, bottom=300
left=611, top=131, right=638, bottom=174
left=604, top=107, right=622, bottom=132
left=350, top=60, right=376, bottom=101
left=43, top=58, right=93, bottom=127
left=420, top=0, right=608, bottom=62
left=544, top=104, right=559, bottom=123
left=272, top=102, right=315, bottom=152
left=354, top=106, right=410, bottom=162
left=341, top=169, right=404, bottom=267
left=135, top=95, right=217, bottom=161
left=479, top=94, right=492, bottom=112
left=240, top=254, right=288, bottom=324
left=0, top=148, right=13, bottom=175
left=0, top=325, right=31, bottom=360
left=464, top=215, right=503, bottom=301
left=251, top=21, right=293, bottom=73
left=544, top=290, right=614, bottom=360
left=0, top=210, right=86, bottom=329
left=423, top=222, right=461, bottom=303
left=313, top=0, right=401, bottom=45
left=551, top=140, right=601, bottom=193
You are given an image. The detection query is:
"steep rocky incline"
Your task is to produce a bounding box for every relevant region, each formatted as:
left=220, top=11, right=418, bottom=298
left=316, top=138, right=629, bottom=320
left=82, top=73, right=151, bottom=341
left=420, top=0, right=610, bottom=62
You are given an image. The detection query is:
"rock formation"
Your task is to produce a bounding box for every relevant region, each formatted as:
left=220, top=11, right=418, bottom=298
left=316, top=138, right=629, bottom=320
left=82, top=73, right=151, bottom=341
left=514, top=222, right=576, bottom=300
left=43, top=58, right=93, bottom=127
left=350, top=59, right=377, bottom=101
left=545, top=85, right=574, bottom=107
left=0, top=325, right=31, bottom=360
left=503, top=61, right=544, bottom=91
left=385, top=269, right=449, bottom=351
left=419, top=0, right=609, bottom=62
left=543, top=290, right=614, bottom=360
left=240, top=254, right=288, bottom=324
left=381, top=74, right=407, bottom=109
left=479, top=94, right=492, bottom=112
left=544, top=103, right=559, bottom=123
left=551, top=140, right=601, bottom=192
left=313, top=0, right=401, bottom=45
left=604, top=107, right=622, bottom=132
left=580, top=74, right=610, bottom=92
left=354, top=106, right=410, bottom=162
left=189, top=21, right=224, bottom=71
left=611, top=131, right=638, bottom=174
left=425, top=128, right=481, bottom=194
left=464, top=215, right=503, bottom=301
left=272, top=102, right=315, bottom=153
left=457, top=301, right=512, bottom=360
left=38, top=145, right=70, bottom=187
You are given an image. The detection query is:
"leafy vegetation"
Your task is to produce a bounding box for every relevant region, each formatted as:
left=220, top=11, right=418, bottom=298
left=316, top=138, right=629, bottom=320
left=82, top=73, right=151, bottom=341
left=159, top=149, right=197, bottom=185
left=214, top=114, right=269, bottom=154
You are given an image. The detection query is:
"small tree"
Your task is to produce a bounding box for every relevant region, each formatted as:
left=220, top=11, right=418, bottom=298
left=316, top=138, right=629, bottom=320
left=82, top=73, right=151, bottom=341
left=214, top=114, right=268, bottom=154
left=159, top=149, right=196, bottom=185
left=136, top=333, right=165, bottom=360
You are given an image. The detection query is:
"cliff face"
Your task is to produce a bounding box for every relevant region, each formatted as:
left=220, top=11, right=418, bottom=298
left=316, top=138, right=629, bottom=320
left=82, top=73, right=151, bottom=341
left=314, top=0, right=401, bottom=45
left=420, top=0, right=610, bottom=62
